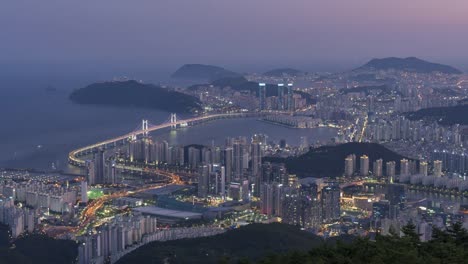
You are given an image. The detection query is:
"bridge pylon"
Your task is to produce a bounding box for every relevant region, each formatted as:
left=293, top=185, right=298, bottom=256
left=142, top=119, right=149, bottom=136
left=170, top=113, right=177, bottom=129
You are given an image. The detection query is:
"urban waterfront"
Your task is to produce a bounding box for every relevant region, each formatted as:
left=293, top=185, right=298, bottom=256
left=0, top=89, right=336, bottom=172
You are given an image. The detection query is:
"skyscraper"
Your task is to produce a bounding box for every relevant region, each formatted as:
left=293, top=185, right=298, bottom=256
left=94, top=149, right=105, bottom=184
left=344, top=155, right=354, bottom=177
left=386, top=161, right=396, bottom=183
left=360, top=155, right=369, bottom=176
left=224, top=147, right=233, bottom=183
left=373, top=159, right=383, bottom=178
left=277, top=83, right=285, bottom=110
left=419, top=161, right=428, bottom=176
left=434, top=160, right=442, bottom=177
left=81, top=181, right=88, bottom=203
left=400, top=159, right=409, bottom=176
left=233, top=140, right=245, bottom=180
left=258, top=83, right=266, bottom=111
left=198, top=165, right=209, bottom=198
left=321, top=185, right=340, bottom=222
left=287, top=83, right=294, bottom=112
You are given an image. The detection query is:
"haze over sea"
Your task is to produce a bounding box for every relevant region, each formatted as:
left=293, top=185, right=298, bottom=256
left=0, top=68, right=336, bottom=172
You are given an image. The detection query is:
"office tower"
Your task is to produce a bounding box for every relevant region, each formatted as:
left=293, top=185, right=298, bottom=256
left=373, top=159, right=383, bottom=178
left=287, top=83, right=294, bottom=111
left=94, top=149, right=105, bottom=184
left=360, top=155, right=369, bottom=176
left=233, top=140, right=245, bottom=180
left=81, top=181, right=88, bottom=203
left=344, top=155, right=354, bottom=177
left=258, top=83, right=266, bottom=111
left=197, top=165, right=209, bottom=198
left=386, top=161, right=396, bottom=183
left=434, top=160, right=442, bottom=177
left=400, top=159, right=409, bottom=176
left=420, top=161, right=428, bottom=176
left=321, top=185, right=340, bottom=222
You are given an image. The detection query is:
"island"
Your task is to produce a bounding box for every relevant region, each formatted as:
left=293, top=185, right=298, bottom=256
left=356, top=57, right=462, bottom=74
left=264, top=142, right=411, bottom=178
left=171, top=64, right=242, bottom=81
left=69, top=80, right=202, bottom=113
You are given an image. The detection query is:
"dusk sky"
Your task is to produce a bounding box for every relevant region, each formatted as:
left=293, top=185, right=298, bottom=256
left=2, top=0, right=468, bottom=73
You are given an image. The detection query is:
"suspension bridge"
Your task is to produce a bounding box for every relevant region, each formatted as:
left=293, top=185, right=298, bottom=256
left=68, top=112, right=262, bottom=167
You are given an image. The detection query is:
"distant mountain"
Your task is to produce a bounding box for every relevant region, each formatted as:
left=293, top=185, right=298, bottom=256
left=116, top=223, right=340, bottom=264
left=263, top=68, right=303, bottom=77
left=357, top=57, right=462, bottom=74
left=404, top=104, right=468, bottom=126
left=171, top=64, right=242, bottom=81
left=265, top=142, right=412, bottom=177
left=70, top=80, right=201, bottom=113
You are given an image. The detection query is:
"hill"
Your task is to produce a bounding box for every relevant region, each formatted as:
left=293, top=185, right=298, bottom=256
left=264, top=142, right=411, bottom=178
left=404, top=104, right=468, bottom=125
left=116, top=223, right=326, bottom=264
left=171, top=64, right=242, bottom=81
left=69, top=80, right=201, bottom=113
left=263, top=68, right=303, bottom=77
left=0, top=225, right=78, bottom=264
left=356, top=57, right=462, bottom=74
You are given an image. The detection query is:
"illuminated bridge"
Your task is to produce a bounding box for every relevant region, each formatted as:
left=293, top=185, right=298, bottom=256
left=69, top=112, right=262, bottom=167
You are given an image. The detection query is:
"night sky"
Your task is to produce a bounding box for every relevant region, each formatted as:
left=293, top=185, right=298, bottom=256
left=1, top=0, right=468, bottom=73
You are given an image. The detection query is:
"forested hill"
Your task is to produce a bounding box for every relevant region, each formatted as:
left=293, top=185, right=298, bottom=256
left=70, top=80, right=202, bottom=113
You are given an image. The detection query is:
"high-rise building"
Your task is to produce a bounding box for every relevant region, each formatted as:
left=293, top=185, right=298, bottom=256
left=344, top=155, right=354, bottom=177
left=224, top=147, right=233, bottom=183
left=233, top=140, right=245, bottom=180
left=373, top=159, right=383, bottom=178
left=360, top=155, right=369, bottom=176
left=81, top=181, right=88, bottom=203
left=94, top=149, right=105, bottom=184
left=287, top=83, right=294, bottom=112
left=277, top=83, right=285, bottom=110
left=400, top=159, right=409, bottom=176
left=197, top=165, right=209, bottom=198
left=386, top=161, right=396, bottom=183
left=260, top=182, right=283, bottom=216
left=420, top=161, right=428, bottom=176
left=258, top=83, right=266, bottom=111
left=86, top=160, right=96, bottom=185
left=321, top=185, right=340, bottom=222
left=433, top=160, right=442, bottom=177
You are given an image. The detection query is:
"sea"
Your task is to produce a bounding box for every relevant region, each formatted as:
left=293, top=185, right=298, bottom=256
left=0, top=76, right=337, bottom=172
